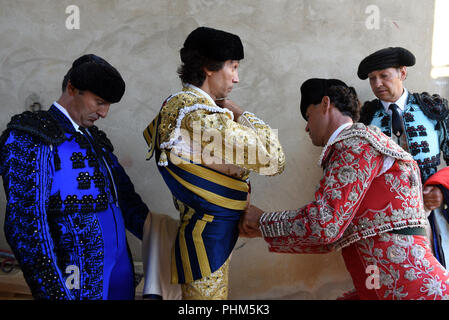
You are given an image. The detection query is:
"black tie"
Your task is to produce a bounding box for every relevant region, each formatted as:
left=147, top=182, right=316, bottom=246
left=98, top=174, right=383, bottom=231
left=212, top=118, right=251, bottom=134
left=389, top=104, right=403, bottom=137
left=79, top=127, right=102, bottom=156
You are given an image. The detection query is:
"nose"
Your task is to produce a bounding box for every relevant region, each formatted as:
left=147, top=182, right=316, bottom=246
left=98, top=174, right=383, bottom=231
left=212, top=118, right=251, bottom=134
left=97, top=104, right=110, bottom=118
left=371, top=77, right=382, bottom=88
left=305, top=123, right=310, bottom=133
left=233, top=70, right=239, bottom=83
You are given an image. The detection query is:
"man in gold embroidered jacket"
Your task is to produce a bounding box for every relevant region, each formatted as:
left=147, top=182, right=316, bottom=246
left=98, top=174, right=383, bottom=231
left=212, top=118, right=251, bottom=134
left=143, top=27, right=285, bottom=300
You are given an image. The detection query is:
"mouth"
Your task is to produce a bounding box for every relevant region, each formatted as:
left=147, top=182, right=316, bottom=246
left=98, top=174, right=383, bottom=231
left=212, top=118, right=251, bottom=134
left=375, top=89, right=388, bottom=95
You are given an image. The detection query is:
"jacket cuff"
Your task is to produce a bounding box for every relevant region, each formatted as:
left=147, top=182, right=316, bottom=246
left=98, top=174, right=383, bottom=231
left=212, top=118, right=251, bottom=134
left=259, top=211, right=290, bottom=238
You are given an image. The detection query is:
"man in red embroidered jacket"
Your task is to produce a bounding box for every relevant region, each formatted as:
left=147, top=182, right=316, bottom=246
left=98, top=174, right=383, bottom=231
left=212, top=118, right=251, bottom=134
left=241, top=78, right=449, bottom=300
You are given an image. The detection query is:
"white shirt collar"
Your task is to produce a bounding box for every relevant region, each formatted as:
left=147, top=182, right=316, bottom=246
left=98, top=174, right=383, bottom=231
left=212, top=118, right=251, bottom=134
left=381, top=88, right=409, bottom=112
left=318, top=121, right=353, bottom=167
left=53, top=101, right=82, bottom=133
left=328, top=122, right=353, bottom=145
left=185, top=83, right=217, bottom=106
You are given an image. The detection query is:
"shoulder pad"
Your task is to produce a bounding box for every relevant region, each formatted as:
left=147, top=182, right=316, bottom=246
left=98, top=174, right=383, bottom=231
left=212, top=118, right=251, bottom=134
left=413, top=92, right=449, bottom=121
left=3, top=110, right=66, bottom=146
left=359, top=99, right=381, bottom=125
left=88, top=125, right=114, bottom=152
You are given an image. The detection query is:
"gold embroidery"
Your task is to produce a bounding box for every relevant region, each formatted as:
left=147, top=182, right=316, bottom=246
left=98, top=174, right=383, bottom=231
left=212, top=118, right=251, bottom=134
left=180, top=257, right=230, bottom=300
left=155, top=86, right=285, bottom=176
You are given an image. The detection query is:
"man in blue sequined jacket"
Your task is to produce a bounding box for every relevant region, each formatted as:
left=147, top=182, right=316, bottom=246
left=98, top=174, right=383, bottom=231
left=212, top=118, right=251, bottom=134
left=0, top=54, right=149, bottom=299
left=357, top=47, right=449, bottom=267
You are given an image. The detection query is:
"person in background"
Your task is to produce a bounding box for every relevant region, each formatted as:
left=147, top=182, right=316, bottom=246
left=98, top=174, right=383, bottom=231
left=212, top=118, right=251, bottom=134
left=357, top=47, right=449, bottom=267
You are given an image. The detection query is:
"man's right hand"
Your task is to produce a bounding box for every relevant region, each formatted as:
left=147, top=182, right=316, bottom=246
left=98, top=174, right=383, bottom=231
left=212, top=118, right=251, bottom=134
left=215, top=98, right=244, bottom=120
left=239, top=205, right=263, bottom=238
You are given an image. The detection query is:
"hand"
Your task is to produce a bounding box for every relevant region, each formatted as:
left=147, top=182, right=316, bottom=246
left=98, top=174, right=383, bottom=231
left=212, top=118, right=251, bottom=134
left=423, top=185, right=443, bottom=211
left=215, top=98, right=243, bottom=120
left=239, top=205, right=264, bottom=238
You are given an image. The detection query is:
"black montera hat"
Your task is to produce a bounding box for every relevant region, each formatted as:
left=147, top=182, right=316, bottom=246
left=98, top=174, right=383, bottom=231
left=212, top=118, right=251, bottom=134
left=65, top=54, right=125, bottom=103
left=180, top=26, right=244, bottom=62
left=357, top=47, right=416, bottom=80
left=300, top=78, right=348, bottom=120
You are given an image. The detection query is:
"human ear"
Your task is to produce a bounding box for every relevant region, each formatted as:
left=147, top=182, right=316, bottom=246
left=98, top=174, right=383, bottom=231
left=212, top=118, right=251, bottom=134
left=203, top=67, right=213, bottom=77
left=399, top=66, right=407, bottom=81
left=321, top=96, right=331, bottom=113
left=66, top=81, right=77, bottom=96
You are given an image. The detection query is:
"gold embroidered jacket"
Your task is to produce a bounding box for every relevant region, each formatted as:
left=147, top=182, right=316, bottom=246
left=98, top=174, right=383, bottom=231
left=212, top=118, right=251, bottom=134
left=154, top=85, right=285, bottom=178
left=143, top=84, right=285, bottom=284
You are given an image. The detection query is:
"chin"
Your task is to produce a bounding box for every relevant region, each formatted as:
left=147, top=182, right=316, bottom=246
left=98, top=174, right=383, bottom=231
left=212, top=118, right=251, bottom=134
left=375, top=92, right=391, bottom=101
left=310, top=137, right=323, bottom=147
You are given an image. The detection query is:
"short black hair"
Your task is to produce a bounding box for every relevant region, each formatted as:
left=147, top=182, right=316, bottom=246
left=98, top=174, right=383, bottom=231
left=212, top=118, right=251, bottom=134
left=177, top=49, right=224, bottom=87
left=326, top=85, right=361, bottom=121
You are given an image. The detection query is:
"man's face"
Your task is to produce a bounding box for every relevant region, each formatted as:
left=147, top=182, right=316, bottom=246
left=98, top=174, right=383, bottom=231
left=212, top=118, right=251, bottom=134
left=68, top=84, right=111, bottom=127
left=305, top=101, right=326, bottom=147
left=207, top=60, right=240, bottom=99
left=368, top=67, right=406, bottom=102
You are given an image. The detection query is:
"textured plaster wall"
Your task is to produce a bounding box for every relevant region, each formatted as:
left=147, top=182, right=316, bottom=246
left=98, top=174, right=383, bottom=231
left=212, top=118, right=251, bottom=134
left=0, top=0, right=445, bottom=299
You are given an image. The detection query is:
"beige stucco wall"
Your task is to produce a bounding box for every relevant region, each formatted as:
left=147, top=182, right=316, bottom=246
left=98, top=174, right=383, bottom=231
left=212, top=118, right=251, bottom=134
left=0, top=0, right=447, bottom=299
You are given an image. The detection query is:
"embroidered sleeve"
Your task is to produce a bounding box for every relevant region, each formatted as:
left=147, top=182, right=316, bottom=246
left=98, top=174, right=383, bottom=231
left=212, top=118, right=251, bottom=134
left=1, top=131, right=73, bottom=299
left=260, top=138, right=384, bottom=254
left=181, top=109, right=285, bottom=176
left=106, top=151, right=149, bottom=240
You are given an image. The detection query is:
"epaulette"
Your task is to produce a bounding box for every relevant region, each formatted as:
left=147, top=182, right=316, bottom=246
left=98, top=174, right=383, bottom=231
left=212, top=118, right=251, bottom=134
left=359, top=99, right=381, bottom=125
left=88, top=125, right=114, bottom=152
left=1, top=110, right=66, bottom=147
left=413, top=92, right=449, bottom=121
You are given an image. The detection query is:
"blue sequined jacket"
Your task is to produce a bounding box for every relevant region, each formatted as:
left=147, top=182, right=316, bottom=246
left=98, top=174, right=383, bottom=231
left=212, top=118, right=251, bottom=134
left=360, top=92, right=449, bottom=182
left=0, top=105, right=149, bottom=299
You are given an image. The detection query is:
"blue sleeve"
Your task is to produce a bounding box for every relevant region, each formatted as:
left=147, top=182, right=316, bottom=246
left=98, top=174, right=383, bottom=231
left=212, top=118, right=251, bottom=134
left=108, top=151, right=149, bottom=240
left=0, top=130, right=74, bottom=299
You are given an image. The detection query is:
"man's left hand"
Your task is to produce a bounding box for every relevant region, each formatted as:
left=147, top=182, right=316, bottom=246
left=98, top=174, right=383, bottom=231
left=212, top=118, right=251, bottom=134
left=423, top=185, right=444, bottom=211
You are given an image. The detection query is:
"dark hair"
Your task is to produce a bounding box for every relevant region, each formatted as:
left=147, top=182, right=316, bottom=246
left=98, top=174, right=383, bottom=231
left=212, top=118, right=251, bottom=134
left=326, top=85, right=361, bottom=121
left=177, top=48, right=224, bottom=87
left=62, top=69, right=71, bottom=92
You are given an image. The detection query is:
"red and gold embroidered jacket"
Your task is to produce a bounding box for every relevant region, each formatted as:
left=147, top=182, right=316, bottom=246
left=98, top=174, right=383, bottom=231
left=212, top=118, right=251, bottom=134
left=260, top=123, right=429, bottom=253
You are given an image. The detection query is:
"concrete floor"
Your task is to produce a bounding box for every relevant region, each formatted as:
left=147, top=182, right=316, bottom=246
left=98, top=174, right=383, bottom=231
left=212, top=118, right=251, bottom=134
left=0, top=268, right=32, bottom=300
left=0, top=265, right=146, bottom=300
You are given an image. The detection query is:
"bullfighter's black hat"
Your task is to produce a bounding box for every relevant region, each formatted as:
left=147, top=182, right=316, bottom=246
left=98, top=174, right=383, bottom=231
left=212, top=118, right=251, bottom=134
left=64, top=54, right=125, bottom=103
left=180, top=26, right=244, bottom=62
left=357, top=47, right=416, bottom=80
left=300, top=78, right=349, bottom=120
